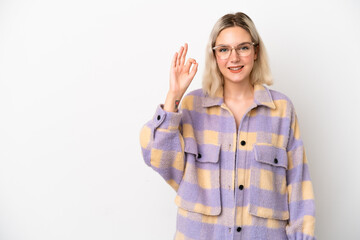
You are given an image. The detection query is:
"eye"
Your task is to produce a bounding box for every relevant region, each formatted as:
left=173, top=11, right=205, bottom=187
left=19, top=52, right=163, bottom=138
left=237, top=44, right=250, bottom=51
left=218, top=47, right=229, bottom=53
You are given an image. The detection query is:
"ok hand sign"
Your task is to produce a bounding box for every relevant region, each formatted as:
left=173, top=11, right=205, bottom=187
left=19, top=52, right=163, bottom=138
left=164, top=43, right=198, bottom=112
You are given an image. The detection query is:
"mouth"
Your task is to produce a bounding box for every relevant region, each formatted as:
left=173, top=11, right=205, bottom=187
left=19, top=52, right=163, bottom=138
left=228, top=65, right=244, bottom=73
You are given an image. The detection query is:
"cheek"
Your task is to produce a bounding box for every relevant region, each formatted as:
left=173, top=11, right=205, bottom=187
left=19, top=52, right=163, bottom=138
left=216, top=58, right=227, bottom=69
left=243, top=55, right=254, bottom=63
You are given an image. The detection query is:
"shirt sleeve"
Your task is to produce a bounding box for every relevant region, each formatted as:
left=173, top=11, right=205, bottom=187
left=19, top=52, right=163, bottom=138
left=285, top=104, right=316, bottom=240
left=139, top=104, right=185, bottom=191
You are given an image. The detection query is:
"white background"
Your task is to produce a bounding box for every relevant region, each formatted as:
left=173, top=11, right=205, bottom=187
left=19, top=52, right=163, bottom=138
left=0, top=0, right=359, bottom=239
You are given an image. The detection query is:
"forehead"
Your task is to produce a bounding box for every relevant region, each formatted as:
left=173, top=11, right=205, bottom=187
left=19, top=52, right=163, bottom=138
left=215, top=26, right=252, bottom=45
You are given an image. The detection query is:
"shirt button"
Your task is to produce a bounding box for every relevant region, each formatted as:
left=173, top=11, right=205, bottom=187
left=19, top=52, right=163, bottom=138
left=240, top=140, right=246, bottom=146
left=274, top=158, right=278, bottom=164
left=157, top=115, right=161, bottom=120
left=237, top=227, right=242, bottom=232
left=239, top=185, right=244, bottom=190
left=197, top=153, right=202, bottom=159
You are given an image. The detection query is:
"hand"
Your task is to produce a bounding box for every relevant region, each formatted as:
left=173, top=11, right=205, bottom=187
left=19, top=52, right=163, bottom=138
left=169, top=43, right=198, bottom=100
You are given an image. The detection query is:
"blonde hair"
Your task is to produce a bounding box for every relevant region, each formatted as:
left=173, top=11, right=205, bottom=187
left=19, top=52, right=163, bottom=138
left=202, top=12, right=273, bottom=97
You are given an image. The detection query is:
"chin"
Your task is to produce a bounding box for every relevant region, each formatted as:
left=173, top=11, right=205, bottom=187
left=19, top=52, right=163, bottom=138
left=224, top=76, right=250, bottom=84
left=221, top=68, right=252, bottom=84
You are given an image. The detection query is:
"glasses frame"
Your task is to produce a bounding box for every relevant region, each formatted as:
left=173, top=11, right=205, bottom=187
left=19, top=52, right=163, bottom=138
left=212, top=42, right=258, bottom=59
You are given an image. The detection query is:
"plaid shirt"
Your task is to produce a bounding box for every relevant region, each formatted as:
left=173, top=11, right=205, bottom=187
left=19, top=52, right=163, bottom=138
left=140, top=84, right=316, bottom=240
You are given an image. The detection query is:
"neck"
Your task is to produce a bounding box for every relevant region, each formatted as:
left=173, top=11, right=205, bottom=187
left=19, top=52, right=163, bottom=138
left=223, top=79, right=254, bottom=100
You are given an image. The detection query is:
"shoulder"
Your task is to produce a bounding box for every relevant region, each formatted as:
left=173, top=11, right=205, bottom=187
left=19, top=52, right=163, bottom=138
left=266, top=87, right=292, bottom=103
left=262, top=86, right=295, bottom=120
left=184, top=88, right=205, bottom=97
left=181, top=88, right=206, bottom=110
left=267, top=86, right=296, bottom=108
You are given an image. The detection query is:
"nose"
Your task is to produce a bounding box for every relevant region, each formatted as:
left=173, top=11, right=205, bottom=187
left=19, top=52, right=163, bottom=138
left=229, top=48, right=240, bottom=62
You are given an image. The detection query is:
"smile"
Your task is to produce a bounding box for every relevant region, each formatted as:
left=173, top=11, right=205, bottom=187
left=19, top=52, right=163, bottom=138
left=228, top=65, right=244, bottom=72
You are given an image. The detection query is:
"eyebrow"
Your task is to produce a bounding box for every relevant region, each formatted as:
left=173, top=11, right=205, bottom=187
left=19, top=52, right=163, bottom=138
left=215, top=42, right=252, bottom=47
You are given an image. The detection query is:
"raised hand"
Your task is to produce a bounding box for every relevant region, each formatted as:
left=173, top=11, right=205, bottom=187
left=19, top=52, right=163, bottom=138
left=164, top=43, right=198, bottom=112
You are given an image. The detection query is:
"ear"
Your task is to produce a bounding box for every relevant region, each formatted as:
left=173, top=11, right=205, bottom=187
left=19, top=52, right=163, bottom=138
left=254, top=45, right=259, bottom=60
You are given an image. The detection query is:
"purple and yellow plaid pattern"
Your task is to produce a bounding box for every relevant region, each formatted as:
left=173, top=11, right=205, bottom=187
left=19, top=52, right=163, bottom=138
left=140, top=84, right=316, bottom=240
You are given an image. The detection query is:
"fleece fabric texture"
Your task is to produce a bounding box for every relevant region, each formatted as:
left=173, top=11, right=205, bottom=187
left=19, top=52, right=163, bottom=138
left=140, top=84, right=316, bottom=240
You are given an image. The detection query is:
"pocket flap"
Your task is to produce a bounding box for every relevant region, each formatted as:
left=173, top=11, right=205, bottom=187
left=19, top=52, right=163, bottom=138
left=185, top=142, right=220, bottom=163
left=196, top=144, right=220, bottom=163
left=253, top=144, right=288, bottom=169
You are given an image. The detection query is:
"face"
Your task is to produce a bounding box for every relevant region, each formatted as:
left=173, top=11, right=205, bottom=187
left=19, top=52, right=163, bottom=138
left=214, top=26, right=257, bottom=85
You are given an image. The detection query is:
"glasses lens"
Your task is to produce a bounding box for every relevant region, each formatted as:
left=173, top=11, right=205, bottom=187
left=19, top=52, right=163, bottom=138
left=215, top=47, right=231, bottom=59
left=236, top=43, right=252, bottom=57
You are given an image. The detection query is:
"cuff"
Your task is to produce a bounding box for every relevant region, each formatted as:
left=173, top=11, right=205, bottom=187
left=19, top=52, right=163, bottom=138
left=152, top=104, right=182, bottom=131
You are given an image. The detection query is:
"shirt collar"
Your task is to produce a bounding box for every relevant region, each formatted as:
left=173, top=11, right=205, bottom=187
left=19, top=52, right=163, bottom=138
left=202, top=84, right=276, bottom=110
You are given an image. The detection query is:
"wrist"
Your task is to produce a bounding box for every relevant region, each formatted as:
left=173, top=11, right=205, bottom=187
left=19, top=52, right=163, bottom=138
left=164, top=92, right=182, bottom=112
left=166, top=90, right=183, bottom=100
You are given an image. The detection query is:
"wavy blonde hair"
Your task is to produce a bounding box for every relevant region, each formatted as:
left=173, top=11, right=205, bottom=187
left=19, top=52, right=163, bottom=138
left=202, top=12, right=273, bottom=97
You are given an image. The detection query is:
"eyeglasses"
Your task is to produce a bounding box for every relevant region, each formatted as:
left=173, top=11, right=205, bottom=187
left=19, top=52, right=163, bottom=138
left=212, top=42, right=257, bottom=60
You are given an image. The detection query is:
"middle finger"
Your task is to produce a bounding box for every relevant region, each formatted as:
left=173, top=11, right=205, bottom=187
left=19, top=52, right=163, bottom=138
left=180, top=43, right=188, bottom=66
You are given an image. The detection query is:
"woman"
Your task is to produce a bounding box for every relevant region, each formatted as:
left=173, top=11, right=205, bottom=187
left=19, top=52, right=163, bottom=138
left=140, top=12, right=316, bottom=240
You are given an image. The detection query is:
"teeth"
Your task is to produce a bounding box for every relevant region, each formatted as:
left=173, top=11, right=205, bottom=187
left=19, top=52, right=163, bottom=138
left=229, top=66, right=243, bottom=70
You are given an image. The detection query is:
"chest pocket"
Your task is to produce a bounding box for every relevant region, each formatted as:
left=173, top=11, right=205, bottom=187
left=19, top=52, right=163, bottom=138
left=249, top=144, right=290, bottom=220
left=175, top=143, right=221, bottom=216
